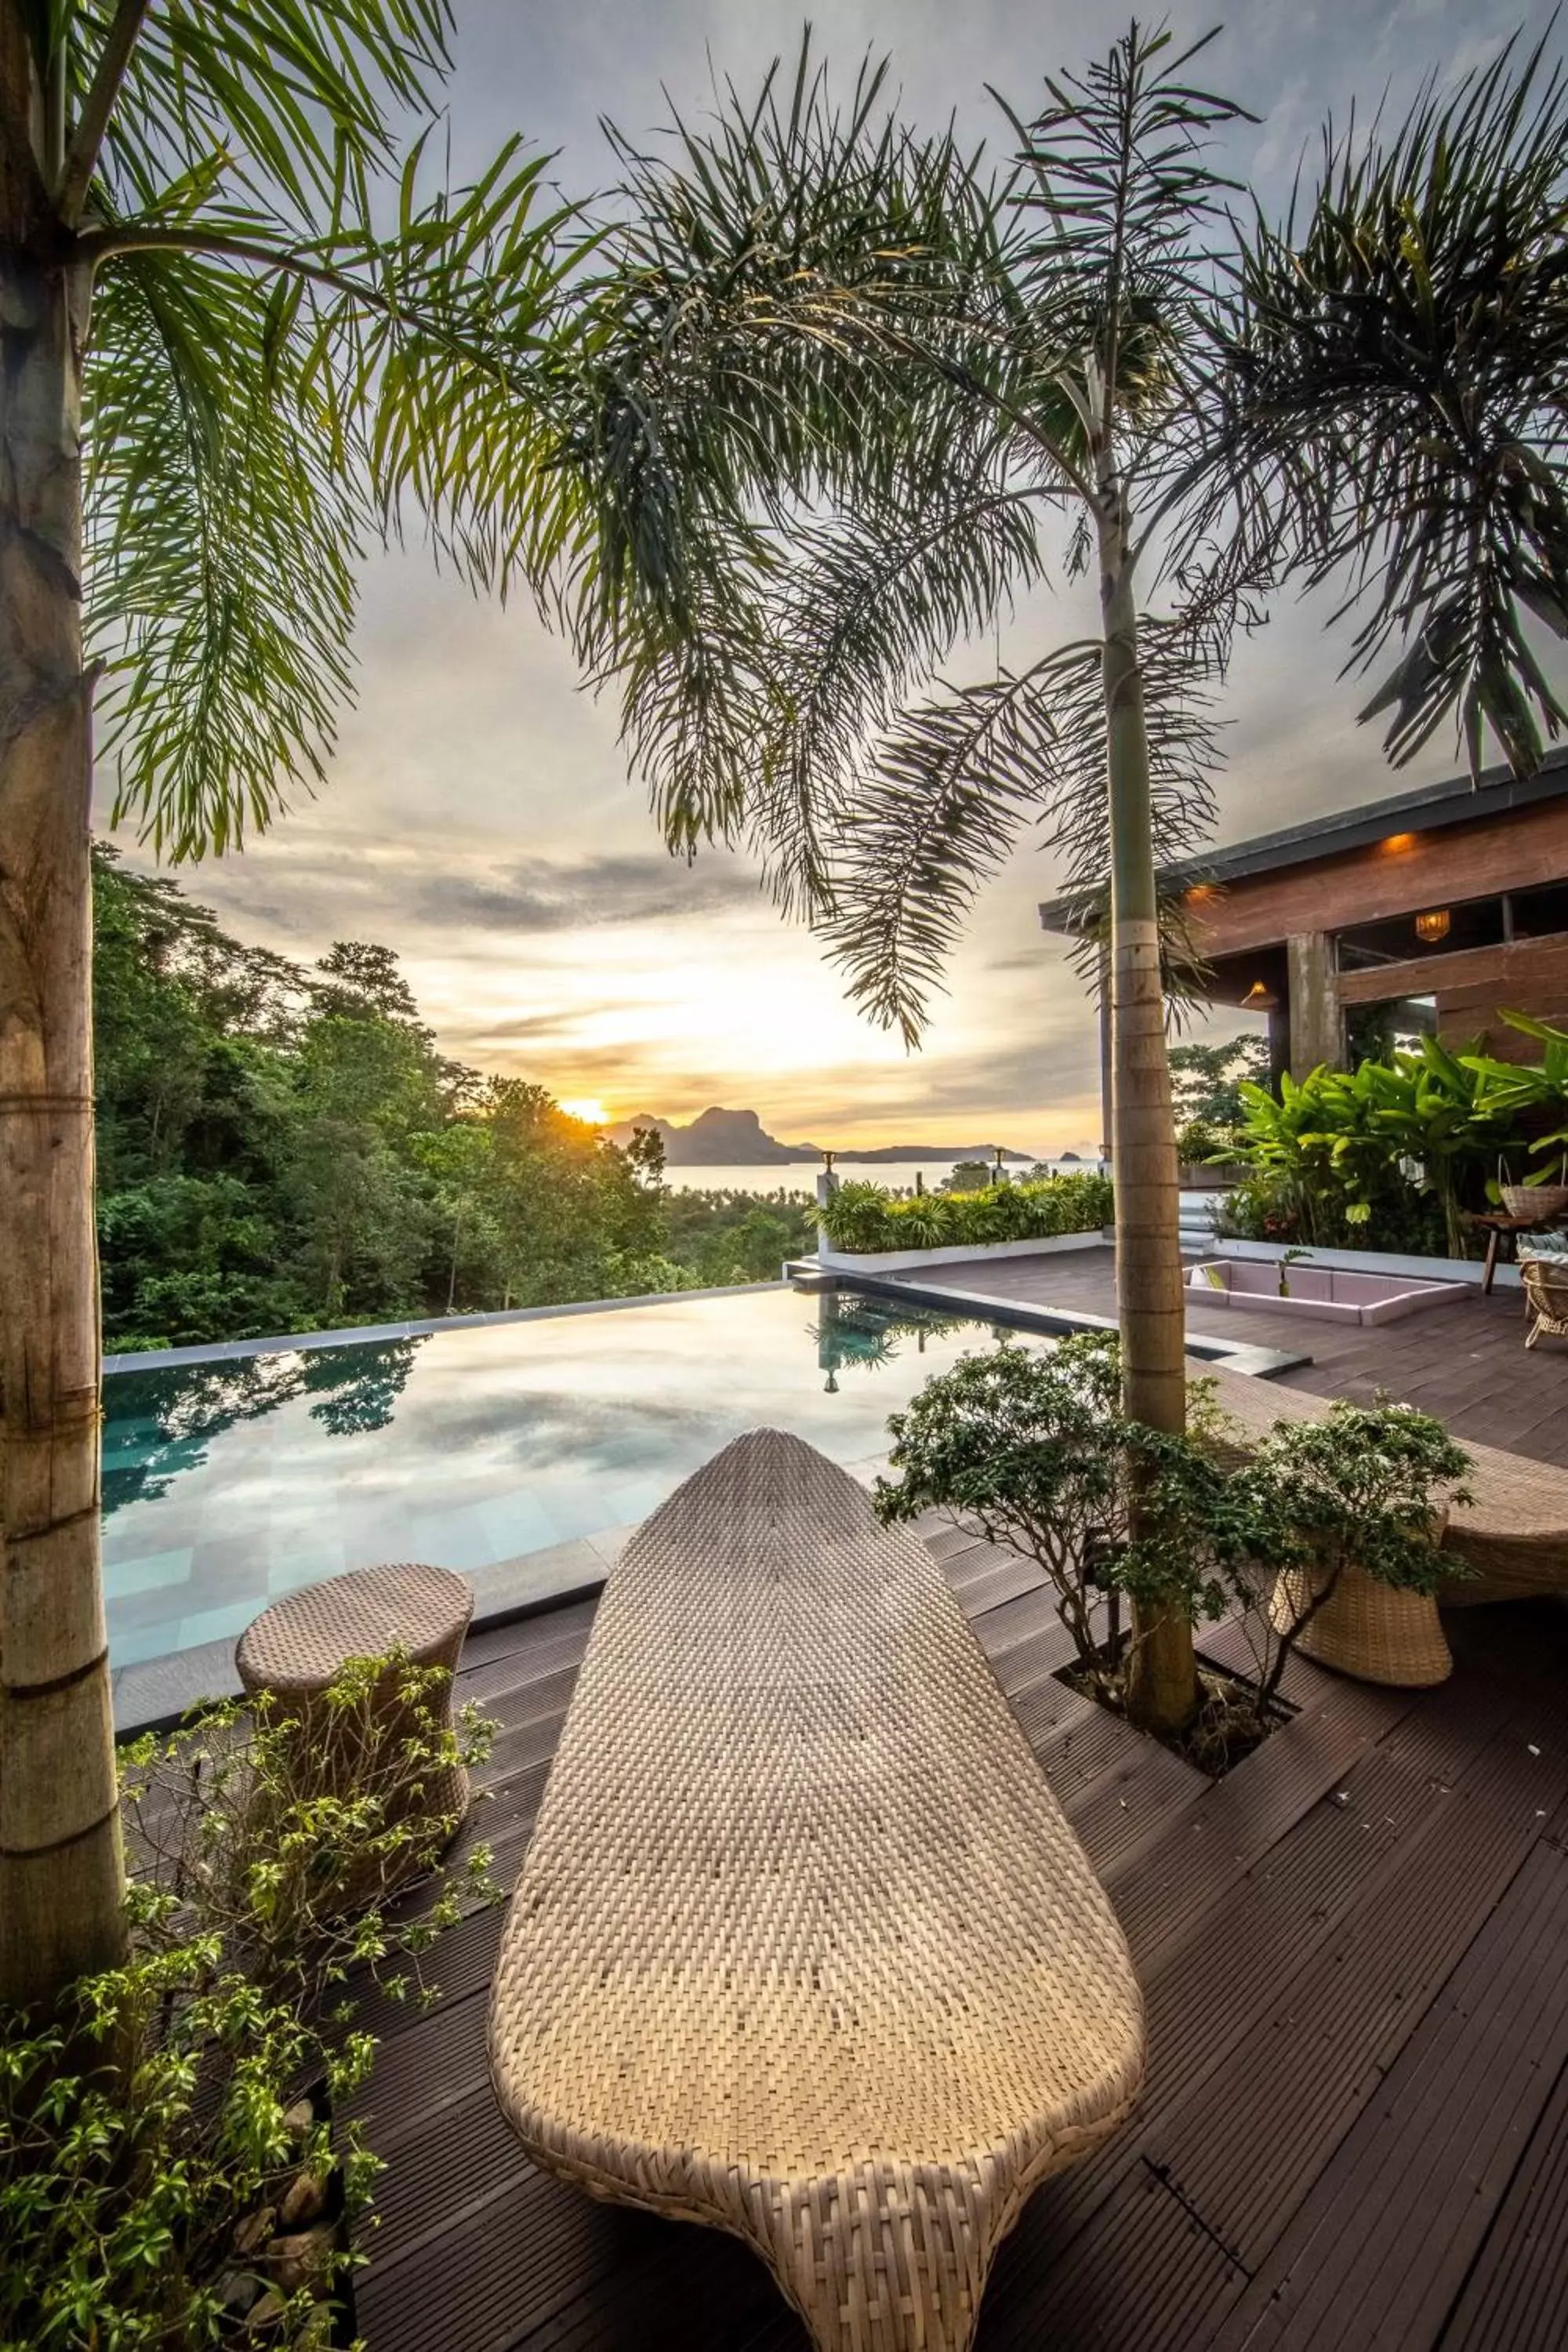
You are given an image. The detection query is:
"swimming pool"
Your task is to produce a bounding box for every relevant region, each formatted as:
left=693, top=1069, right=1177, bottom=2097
left=102, top=1287, right=1032, bottom=1666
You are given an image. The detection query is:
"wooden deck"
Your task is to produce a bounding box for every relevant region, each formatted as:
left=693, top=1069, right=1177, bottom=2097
left=349, top=1510, right=1568, bottom=2352
left=883, top=1246, right=1568, bottom=1468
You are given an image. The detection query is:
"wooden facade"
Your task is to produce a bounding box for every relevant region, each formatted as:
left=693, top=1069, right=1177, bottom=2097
left=1040, top=754, right=1568, bottom=1080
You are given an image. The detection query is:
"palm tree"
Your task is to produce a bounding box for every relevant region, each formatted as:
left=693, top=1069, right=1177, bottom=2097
left=561, top=21, right=1568, bottom=1735
left=564, top=24, right=1268, bottom=1732
left=0, top=1, right=581, bottom=2012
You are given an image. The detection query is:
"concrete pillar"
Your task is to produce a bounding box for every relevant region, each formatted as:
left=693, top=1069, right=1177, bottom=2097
left=815, top=1160, right=838, bottom=1262
left=1286, top=933, right=1343, bottom=1076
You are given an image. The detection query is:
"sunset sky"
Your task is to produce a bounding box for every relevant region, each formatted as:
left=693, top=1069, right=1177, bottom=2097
left=102, top=0, right=1558, bottom=1155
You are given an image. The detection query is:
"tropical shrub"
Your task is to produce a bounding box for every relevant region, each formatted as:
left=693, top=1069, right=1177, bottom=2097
left=873, top=1336, right=1300, bottom=1755
left=1247, top=1402, right=1473, bottom=1684
left=875, top=1334, right=1129, bottom=1673
left=875, top=1341, right=1473, bottom=1766
left=1221, top=1039, right=1515, bottom=1256
left=818, top=1171, right=1113, bottom=1254
left=1465, top=1011, right=1568, bottom=1189
left=1, top=1655, right=498, bottom=2350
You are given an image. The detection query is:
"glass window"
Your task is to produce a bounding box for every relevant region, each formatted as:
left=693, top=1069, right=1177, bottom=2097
left=1508, top=881, right=1568, bottom=939
left=1346, top=994, right=1437, bottom=1064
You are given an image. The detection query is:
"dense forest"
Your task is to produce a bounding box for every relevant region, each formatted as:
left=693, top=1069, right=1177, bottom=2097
left=94, top=849, right=816, bottom=1352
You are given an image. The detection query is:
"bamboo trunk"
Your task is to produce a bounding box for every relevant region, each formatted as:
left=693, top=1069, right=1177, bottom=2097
left=1098, top=498, right=1197, bottom=1735
left=0, top=241, right=125, bottom=2009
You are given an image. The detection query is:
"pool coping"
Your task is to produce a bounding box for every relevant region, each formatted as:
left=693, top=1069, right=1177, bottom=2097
left=103, top=1280, right=786, bottom=1376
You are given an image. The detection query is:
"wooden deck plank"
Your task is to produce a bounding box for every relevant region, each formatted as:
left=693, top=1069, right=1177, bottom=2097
left=1437, top=2042, right=1568, bottom=2350
left=1212, top=1840, right=1568, bottom=2350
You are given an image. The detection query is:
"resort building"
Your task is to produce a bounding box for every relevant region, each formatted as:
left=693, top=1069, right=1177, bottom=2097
left=1039, top=746, right=1568, bottom=1082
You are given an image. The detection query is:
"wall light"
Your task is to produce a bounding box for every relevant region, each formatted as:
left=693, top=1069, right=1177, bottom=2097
left=1414, top=908, right=1451, bottom=943
left=1381, top=831, right=1418, bottom=854
left=1241, top=978, right=1279, bottom=1012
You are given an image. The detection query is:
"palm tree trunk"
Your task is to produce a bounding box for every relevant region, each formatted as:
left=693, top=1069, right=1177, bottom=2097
left=1098, top=493, right=1198, bottom=1736
left=0, top=234, right=125, bottom=2009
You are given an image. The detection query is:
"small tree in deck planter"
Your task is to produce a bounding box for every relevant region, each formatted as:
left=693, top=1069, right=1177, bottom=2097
left=874, top=1334, right=1128, bottom=1685
left=1252, top=1403, right=1473, bottom=1690
left=874, top=1334, right=1296, bottom=1757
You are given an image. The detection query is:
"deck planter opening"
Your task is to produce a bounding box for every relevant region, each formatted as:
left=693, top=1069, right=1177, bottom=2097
left=1187, top=1259, right=1467, bottom=1326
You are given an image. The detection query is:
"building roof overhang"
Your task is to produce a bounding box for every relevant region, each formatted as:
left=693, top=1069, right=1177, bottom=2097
left=1036, top=746, right=1568, bottom=935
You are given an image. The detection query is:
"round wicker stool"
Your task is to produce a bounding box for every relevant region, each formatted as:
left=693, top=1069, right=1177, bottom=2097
left=1268, top=1561, right=1452, bottom=1688
left=237, top=1564, right=474, bottom=1870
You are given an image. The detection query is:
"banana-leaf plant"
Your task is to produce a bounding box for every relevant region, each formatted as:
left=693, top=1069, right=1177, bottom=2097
left=1464, top=1011, right=1568, bottom=1186
left=1231, top=1040, right=1515, bottom=1258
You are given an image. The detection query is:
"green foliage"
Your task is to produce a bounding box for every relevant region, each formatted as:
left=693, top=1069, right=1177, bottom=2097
left=1251, top=1402, right=1473, bottom=1600
left=876, top=1334, right=1127, bottom=1668
left=659, top=1189, right=818, bottom=1287
left=1464, top=1010, right=1568, bottom=1182
left=876, top=1339, right=1472, bottom=1759
left=875, top=1336, right=1299, bottom=1744
left=1221, top=31, right=1568, bottom=779
left=93, top=848, right=734, bottom=1348
left=1168, top=1034, right=1272, bottom=1132
left=39, top=0, right=593, bottom=861
left=940, top=1160, right=993, bottom=1193
left=1, top=1651, right=499, bottom=2351
left=563, top=25, right=1246, bottom=1042
left=1218, top=1040, right=1520, bottom=1257
left=818, top=1171, right=1112, bottom=1254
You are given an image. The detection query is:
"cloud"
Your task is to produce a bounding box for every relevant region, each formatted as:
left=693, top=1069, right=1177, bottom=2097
left=408, top=855, right=764, bottom=934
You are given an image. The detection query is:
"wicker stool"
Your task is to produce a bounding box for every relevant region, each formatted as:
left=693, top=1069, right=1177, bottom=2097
left=1268, top=1560, right=1452, bottom=1687
left=237, top=1564, right=474, bottom=1867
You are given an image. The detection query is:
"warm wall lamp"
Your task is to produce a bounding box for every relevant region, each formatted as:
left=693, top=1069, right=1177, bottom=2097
left=1241, top=978, right=1279, bottom=1011
left=1414, top=908, right=1451, bottom=944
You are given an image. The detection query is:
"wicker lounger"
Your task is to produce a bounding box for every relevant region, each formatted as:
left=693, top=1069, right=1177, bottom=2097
left=488, top=1428, right=1144, bottom=2352
left=1195, top=1362, right=1568, bottom=1606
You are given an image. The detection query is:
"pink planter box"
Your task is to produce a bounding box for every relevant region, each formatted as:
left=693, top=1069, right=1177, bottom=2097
left=1187, top=1259, right=1468, bottom=1326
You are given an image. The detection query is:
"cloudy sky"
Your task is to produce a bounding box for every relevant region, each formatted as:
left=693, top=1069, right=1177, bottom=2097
left=103, top=0, right=1559, bottom=1153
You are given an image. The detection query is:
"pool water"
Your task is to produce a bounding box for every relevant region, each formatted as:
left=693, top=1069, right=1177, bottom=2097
left=102, top=1287, right=1028, bottom=1666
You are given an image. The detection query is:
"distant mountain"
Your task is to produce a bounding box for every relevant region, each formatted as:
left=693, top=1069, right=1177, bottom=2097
left=608, top=1107, right=816, bottom=1164
left=607, top=1105, right=1029, bottom=1167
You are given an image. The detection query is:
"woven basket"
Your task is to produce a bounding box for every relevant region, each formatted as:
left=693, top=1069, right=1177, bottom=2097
left=1501, top=1183, right=1568, bottom=1218
left=1268, top=1559, right=1452, bottom=1688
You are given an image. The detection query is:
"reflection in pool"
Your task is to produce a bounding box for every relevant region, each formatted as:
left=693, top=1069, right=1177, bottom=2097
left=102, top=1288, right=1025, bottom=1665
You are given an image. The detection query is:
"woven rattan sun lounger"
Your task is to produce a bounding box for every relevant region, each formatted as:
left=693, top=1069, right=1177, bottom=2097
left=488, top=1428, right=1144, bottom=2352
left=1196, top=1361, right=1568, bottom=1606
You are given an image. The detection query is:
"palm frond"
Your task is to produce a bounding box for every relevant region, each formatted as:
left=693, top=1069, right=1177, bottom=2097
left=84, top=0, right=455, bottom=226
left=86, top=247, right=364, bottom=857
left=1221, top=27, right=1568, bottom=776
left=752, top=449, right=1057, bottom=915
left=996, top=24, right=1253, bottom=435
left=820, top=657, right=1073, bottom=1045
left=562, top=32, right=1025, bottom=670
left=823, top=620, right=1221, bottom=1044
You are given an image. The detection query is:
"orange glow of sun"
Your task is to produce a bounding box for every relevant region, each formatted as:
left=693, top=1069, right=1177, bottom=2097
left=559, top=1096, right=610, bottom=1125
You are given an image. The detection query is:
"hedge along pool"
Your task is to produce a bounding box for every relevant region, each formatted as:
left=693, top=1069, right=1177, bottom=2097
left=101, top=1287, right=1035, bottom=1666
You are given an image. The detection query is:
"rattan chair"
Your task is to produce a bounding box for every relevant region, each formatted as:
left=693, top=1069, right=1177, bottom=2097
left=1523, top=1257, right=1568, bottom=1349
left=487, top=1428, right=1144, bottom=2352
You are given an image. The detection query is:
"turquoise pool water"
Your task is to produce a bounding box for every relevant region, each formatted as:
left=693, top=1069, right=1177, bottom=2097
left=102, top=1287, right=1025, bottom=1666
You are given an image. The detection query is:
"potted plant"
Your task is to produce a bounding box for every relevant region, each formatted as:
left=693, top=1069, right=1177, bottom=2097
left=1251, top=1402, right=1472, bottom=1687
